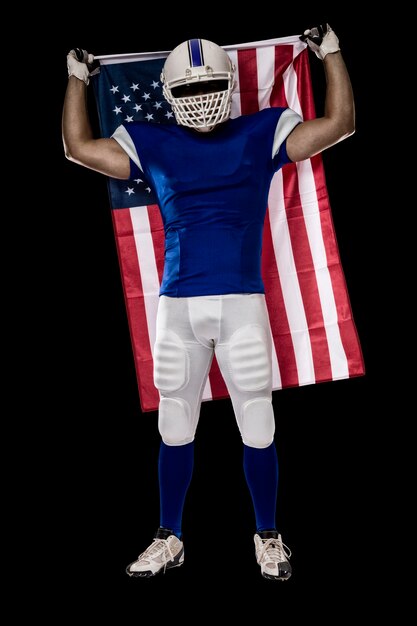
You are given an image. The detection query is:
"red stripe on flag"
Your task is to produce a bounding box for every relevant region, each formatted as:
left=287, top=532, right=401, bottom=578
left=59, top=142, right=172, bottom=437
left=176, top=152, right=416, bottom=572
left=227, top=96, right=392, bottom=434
left=237, top=48, right=260, bottom=115
left=112, top=208, right=159, bottom=412
left=293, top=51, right=365, bottom=377
left=146, top=204, right=165, bottom=284
left=294, top=49, right=316, bottom=121
left=209, top=354, right=229, bottom=400
left=270, top=46, right=332, bottom=381
left=270, top=44, right=294, bottom=105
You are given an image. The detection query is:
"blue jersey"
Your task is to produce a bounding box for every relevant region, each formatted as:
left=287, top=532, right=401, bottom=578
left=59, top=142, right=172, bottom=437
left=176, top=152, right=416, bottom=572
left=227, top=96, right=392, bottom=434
left=113, top=108, right=300, bottom=297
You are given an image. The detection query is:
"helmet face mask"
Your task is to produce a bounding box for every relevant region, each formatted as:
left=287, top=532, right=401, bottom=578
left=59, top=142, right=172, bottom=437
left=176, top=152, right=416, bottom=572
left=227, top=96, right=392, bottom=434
left=161, top=39, right=235, bottom=132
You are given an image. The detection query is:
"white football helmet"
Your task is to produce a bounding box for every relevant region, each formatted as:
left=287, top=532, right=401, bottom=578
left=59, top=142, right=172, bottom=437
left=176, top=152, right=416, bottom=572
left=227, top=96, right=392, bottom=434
left=161, top=39, right=235, bottom=131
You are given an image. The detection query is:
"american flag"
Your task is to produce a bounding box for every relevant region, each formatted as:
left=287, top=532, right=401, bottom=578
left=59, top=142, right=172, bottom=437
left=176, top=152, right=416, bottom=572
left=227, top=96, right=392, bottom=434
left=92, top=35, right=365, bottom=412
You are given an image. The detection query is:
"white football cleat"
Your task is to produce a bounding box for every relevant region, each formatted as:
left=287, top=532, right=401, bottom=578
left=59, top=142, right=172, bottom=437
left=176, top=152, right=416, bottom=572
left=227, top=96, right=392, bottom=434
left=254, top=530, right=292, bottom=580
left=126, top=527, right=184, bottom=578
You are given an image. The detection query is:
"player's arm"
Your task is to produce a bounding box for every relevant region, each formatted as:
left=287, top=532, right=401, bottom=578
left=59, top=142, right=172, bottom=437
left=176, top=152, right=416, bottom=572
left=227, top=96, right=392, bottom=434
left=62, top=50, right=130, bottom=180
left=286, top=25, right=355, bottom=163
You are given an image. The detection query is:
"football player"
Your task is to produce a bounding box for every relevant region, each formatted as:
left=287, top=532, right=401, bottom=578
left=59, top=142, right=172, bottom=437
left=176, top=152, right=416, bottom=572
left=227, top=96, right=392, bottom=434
left=63, top=25, right=354, bottom=580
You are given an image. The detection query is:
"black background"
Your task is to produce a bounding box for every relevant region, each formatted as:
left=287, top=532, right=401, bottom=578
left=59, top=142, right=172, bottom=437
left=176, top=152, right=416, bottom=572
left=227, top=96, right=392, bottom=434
left=39, top=8, right=387, bottom=616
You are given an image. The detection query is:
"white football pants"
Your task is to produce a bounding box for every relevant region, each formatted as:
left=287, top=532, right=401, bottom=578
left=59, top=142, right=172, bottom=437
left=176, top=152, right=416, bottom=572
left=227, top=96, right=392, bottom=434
left=153, top=294, right=275, bottom=449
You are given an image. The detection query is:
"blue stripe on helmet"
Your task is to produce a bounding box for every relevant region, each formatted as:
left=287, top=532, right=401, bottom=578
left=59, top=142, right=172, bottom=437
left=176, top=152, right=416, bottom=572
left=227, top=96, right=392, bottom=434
left=188, top=39, right=204, bottom=67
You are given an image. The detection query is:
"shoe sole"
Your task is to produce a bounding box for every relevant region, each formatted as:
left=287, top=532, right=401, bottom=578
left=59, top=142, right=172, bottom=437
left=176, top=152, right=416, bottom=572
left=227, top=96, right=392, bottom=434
left=262, top=572, right=291, bottom=581
left=126, top=549, right=184, bottom=578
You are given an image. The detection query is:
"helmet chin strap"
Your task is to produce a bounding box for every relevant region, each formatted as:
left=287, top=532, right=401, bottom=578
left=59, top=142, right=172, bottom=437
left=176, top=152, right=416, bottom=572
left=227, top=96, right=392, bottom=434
left=195, top=126, right=215, bottom=133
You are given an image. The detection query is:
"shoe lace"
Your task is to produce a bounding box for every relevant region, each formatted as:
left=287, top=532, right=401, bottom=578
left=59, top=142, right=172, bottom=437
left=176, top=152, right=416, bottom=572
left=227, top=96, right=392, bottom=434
left=138, top=538, right=175, bottom=572
left=259, top=537, right=292, bottom=563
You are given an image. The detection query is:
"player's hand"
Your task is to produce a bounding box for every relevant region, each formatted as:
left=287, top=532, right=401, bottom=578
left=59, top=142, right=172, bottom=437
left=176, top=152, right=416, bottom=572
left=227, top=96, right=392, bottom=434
left=67, top=49, right=100, bottom=85
left=300, top=24, right=340, bottom=60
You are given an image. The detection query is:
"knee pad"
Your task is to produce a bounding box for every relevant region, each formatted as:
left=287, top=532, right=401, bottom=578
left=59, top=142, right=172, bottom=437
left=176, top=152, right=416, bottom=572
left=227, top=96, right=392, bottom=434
left=158, top=397, right=193, bottom=445
left=229, top=325, right=271, bottom=392
left=153, top=329, right=189, bottom=393
left=240, top=398, right=275, bottom=448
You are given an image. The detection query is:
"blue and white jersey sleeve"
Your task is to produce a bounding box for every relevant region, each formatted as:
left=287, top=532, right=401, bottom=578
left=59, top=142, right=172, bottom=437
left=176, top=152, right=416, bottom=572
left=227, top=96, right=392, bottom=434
left=112, top=124, right=143, bottom=177
left=271, top=108, right=302, bottom=169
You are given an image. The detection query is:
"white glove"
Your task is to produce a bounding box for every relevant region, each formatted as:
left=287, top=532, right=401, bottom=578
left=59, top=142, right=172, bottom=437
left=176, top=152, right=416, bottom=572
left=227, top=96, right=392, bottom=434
left=67, top=49, right=98, bottom=85
left=300, top=24, right=340, bottom=60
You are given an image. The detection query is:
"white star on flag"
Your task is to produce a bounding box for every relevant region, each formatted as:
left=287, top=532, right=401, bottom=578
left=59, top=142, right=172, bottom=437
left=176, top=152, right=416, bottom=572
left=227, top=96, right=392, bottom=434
left=110, top=85, right=119, bottom=93
left=122, top=94, right=131, bottom=103
left=165, top=111, right=174, bottom=119
left=133, top=104, right=142, bottom=112
left=153, top=102, right=163, bottom=109
left=151, top=80, right=159, bottom=89
left=113, top=106, right=122, bottom=114
left=125, top=115, right=133, bottom=122
left=145, top=113, right=154, bottom=121
left=125, top=187, right=134, bottom=195
left=130, top=83, right=140, bottom=91
left=142, top=93, right=151, bottom=101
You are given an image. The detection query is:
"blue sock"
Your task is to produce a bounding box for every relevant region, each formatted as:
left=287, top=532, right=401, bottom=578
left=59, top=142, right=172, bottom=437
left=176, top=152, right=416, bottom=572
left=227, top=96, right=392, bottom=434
left=243, top=442, right=278, bottom=532
left=158, top=441, right=194, bottom=539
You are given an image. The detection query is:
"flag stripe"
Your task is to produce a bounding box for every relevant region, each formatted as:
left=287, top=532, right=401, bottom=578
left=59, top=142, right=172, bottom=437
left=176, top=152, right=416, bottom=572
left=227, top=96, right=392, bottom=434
left=270, top=44, right=294, bottom=106
left=256, top=45, right=275, bottom=110
left=237, top=48, right=260, bottom=115
left=112, top=208, right=159, bottom=411
left=294, top=48, right=315, bottom=121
